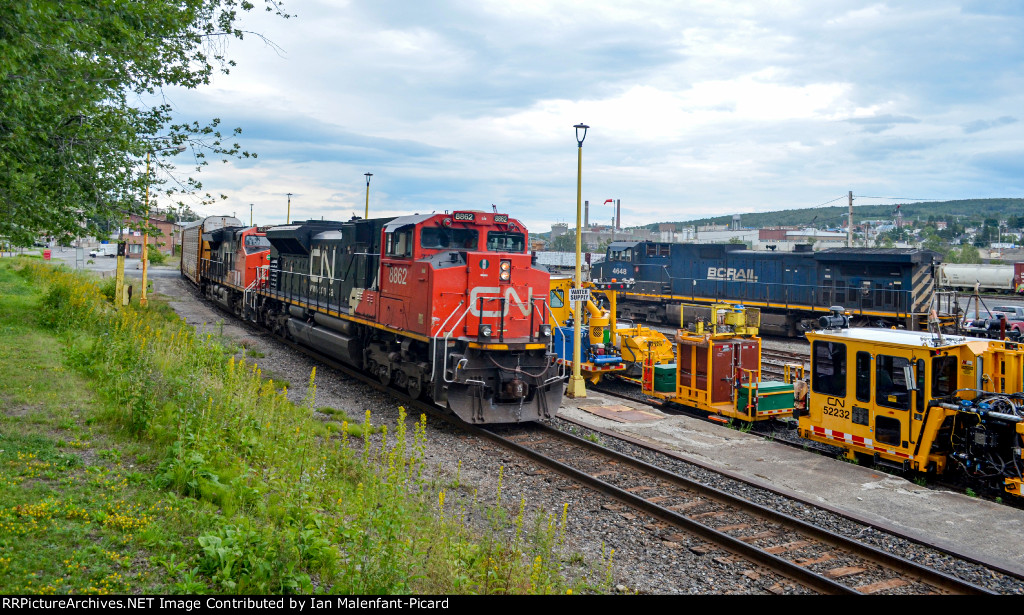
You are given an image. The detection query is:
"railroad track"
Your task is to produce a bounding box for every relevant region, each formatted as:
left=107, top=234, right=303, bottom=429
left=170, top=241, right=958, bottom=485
left=182, top=282, right=1017, bottom=594
left=478, top=421, right=991, bottom=595
left=760, top=348, right=809, bottom=380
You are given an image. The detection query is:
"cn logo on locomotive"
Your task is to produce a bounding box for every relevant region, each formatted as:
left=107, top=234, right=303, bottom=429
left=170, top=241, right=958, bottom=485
left=468, top=286, right=533, bottom=317
left=309, top=246, right=336, bottom=284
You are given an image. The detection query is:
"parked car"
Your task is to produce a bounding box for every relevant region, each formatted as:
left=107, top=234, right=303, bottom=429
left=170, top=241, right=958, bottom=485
left=962, top=304, right=1024, bottom=338
left=992, top=305, right=1024, bottom=320
left=89, top=244, right=117, bottom=258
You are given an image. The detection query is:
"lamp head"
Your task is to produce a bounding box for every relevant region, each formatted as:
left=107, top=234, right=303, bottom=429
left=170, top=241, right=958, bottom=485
left=573, top=123, right=589, bottom=147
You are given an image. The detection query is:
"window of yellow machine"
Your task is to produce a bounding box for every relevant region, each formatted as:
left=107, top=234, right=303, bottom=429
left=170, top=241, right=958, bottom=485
left=876, top=354, right=911, bottom=410
left=812, top=341, right=847, bottom=397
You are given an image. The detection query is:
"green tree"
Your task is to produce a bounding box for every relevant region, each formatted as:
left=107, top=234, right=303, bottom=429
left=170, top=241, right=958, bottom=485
left=0, top=0, right=290, bottom=246
left=947, top=244, right=983, bottom=264
left=551, top=233, right=576, bottom=252
left=921, top=233, right=948, bottom=258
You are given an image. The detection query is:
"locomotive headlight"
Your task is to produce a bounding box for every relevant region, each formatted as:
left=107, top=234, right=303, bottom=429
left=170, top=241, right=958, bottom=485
left=539, top=324, right=552, bottom=338
left=499, top=259, right=511, bottom=281
left=480, top=324, right=493, bottom=338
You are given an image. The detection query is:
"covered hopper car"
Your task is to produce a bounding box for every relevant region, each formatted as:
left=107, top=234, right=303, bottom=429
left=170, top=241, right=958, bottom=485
left=936, top=262, right=1024, bottom=294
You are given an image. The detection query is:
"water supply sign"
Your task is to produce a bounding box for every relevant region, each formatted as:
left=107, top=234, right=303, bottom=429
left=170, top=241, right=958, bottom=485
left=569, top=288, right=591, bottom=305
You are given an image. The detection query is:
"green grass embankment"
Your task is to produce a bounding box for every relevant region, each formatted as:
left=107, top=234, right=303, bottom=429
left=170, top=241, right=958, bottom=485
left=0, top=259, right=607, bottom=595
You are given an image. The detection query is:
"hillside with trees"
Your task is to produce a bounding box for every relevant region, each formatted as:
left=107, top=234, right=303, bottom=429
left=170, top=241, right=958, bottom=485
left=646, top=199, right=1024, bottom=231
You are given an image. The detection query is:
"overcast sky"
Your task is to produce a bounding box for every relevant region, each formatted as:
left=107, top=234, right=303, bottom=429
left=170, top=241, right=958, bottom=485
left=158, top=0, right=1024, bottom=233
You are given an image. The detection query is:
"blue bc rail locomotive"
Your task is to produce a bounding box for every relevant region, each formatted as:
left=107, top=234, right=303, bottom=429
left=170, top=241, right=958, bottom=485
left=181, top=212, right=564, bottom=424
left=592, top=242, right=941, bottom=336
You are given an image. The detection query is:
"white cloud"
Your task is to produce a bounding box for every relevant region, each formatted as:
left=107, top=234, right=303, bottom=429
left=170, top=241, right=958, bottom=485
left=158, top=0, right=1024, bottom=231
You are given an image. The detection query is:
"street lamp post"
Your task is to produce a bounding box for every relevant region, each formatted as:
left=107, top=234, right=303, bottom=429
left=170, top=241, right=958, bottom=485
left=568, top=123, right=589, bottom=399
left=364, top=173, right=373, bottom=219
left=140, top=143, right=185, bottom=308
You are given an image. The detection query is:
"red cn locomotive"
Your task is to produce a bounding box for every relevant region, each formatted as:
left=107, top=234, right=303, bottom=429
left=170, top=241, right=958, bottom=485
left=180, top=217, right=271, bottom=317
left=184, top=211, right=564, bottom=424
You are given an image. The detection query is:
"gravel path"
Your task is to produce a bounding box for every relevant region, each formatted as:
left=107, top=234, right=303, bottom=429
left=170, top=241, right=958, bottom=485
left=152, top=275, right=1024, bottom=595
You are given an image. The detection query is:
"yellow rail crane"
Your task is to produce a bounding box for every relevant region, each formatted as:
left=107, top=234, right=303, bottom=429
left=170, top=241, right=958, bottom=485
left=795, top=306, right=1024, bottom=498
left=642, top=303, right=799, bottom=423
left=548, top=276, right=674, bottom=384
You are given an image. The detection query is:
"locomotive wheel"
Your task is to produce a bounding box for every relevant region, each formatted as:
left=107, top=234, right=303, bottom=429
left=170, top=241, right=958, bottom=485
left=407, top=377, right=423, bottom=399
left=378, top=364, right=392, bottom=385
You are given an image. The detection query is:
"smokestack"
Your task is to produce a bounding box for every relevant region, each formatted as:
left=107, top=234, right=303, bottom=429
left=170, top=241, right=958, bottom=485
left=616, top=199, right=621, bottom=230
left=584, top=200, right=589, bottom=228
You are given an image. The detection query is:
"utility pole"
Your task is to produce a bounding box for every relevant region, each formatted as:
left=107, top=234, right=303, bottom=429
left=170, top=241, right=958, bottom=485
left=287, top=193, right=293, bottom=224
left=848, top=190, right=853, bottom=248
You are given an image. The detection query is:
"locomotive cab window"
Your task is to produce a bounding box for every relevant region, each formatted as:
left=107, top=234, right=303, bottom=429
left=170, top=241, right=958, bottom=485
left=244, top=235, right=270, bottom=254
left=486, top=231, right=525, bottom=253
left=812, top=341, right=847, bottom=397
left=876, top=354, right=911, bottom=410
left=421, top=227, right=478, bottom=251
left=385, top=225, right=414, bottom=258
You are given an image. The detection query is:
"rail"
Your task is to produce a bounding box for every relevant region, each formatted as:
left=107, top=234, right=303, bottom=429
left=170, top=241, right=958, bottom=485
left=479, top=422, right=995, bottom=595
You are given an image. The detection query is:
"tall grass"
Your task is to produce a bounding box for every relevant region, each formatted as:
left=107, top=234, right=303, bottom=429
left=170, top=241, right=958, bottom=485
left=13, top=260, right=598, bottom=594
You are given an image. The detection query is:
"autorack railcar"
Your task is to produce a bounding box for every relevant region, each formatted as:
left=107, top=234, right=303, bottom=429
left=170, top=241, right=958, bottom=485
left=592, top=242, right=942, bottom=336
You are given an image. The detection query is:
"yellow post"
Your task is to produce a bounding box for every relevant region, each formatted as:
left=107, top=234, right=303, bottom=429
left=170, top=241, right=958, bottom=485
left=287, top=192, right=293, bottom=224
left=140, top=150, right=150, bottom=307
left=364, top=173, right=373, bottom=219
left=567, top=123, right=589, bottom=399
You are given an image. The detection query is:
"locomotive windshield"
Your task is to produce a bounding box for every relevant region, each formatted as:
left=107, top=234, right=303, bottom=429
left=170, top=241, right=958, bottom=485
left=385, top=225, right=414, bottom=257
left=244, top=235, right=271, bottom=253
left=610, top=248, right=632, bottom=262
left=487, top=231, right=525, bottom=253
left=421, top=227, right=479, bottom=250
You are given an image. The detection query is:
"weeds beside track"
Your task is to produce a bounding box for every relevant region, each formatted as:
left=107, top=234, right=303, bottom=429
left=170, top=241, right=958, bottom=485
left=0, top=259, right=591, bottom=595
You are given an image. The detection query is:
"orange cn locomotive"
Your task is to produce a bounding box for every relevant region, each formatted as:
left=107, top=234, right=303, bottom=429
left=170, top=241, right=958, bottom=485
left=182, top=211, right=564, bottom=424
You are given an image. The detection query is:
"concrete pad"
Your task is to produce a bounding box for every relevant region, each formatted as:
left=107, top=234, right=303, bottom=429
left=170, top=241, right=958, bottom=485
left=558, top=390, right=1024, bottom=576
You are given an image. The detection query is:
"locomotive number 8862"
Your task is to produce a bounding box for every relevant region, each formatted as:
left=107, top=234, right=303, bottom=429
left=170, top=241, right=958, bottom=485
left=182, top=211, right=565, bottom=424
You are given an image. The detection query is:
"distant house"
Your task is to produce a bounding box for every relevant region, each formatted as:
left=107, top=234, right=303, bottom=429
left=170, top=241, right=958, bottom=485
left=119, top=214, right=182, bottom=259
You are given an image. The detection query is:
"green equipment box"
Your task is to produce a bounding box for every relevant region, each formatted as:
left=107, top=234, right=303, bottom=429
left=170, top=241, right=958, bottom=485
left=736, top=381, right=795, bottom=414
left=653, top=363, right=676, bottom=393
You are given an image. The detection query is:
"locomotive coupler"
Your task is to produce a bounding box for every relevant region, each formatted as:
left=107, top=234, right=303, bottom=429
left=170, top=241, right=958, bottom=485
left=503, top=378, right=527, bottom=399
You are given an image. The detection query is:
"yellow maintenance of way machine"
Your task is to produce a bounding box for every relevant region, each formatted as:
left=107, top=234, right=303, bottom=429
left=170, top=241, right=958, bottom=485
left=549, top=277, right=674, bottom=384
left=796, top=306, right=1024, bottom=499
left=641, top=303, right=799, bottom=423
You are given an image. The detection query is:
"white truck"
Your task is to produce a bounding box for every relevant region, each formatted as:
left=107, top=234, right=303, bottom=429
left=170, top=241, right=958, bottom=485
left=89, top=244, right=117, bottom=258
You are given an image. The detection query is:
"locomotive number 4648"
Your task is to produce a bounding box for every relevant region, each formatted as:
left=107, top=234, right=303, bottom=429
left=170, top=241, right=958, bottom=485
left=388, top=267, right=408, bottom=285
